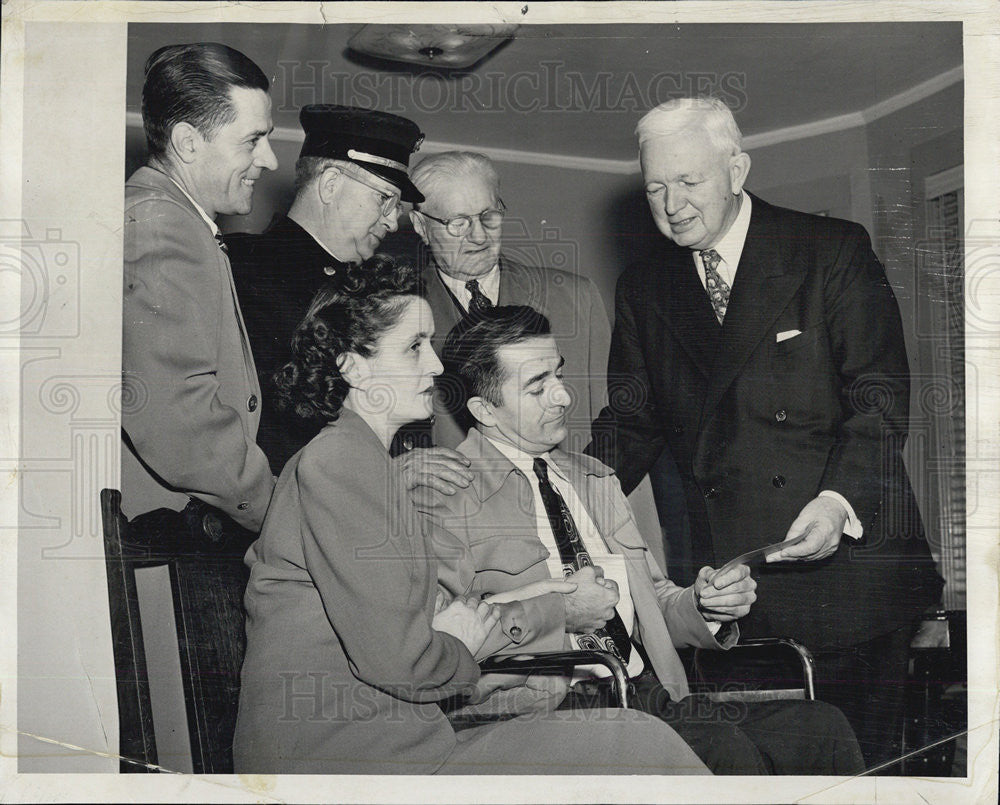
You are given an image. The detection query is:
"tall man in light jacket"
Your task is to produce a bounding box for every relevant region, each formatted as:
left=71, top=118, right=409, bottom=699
left=123, top=42, right=279, bottom=542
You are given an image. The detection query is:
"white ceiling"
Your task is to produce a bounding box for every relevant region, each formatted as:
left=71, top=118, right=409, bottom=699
left=127, top=22, right=962, bottom=161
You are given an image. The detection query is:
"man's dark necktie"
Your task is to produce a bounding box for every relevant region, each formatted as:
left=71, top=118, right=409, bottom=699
left=465, top=279, right=494, bottom=314
left=700, top=248, right=729, bottom=323
left=532, top=457, right=632, bottom=662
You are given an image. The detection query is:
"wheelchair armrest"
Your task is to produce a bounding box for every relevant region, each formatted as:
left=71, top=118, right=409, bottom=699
left=736, top=638, right=815, bottom=700
left=478, top=649, right=631, bottom=708
left=685, top=636, right=817, bottom=703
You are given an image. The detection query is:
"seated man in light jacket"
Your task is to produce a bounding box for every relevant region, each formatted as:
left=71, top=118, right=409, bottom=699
left=416, top=305, right=864, bottom=775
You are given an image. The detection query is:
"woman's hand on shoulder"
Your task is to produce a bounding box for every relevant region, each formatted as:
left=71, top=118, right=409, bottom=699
left=396, top=447, right=473, bottom=496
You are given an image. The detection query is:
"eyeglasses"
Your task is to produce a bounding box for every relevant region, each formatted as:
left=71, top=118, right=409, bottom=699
left=341, top=168, right=402, bottom=218
left=416, top=199, right=506, bottom=238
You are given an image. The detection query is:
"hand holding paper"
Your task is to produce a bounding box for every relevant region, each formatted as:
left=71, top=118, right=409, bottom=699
left=765, top=495, right=848, bottom=562
left=695, top=564, right=756, bottom=622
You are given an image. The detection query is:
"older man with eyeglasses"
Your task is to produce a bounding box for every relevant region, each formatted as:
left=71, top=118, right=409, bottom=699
left=403, top=151, right=612, bottom=453
left=227, top=105, right=429, bottom=475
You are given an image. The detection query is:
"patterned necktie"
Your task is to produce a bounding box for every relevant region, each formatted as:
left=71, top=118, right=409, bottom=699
left=214, top=231, right=229, bottom=255
left=700, top=248, right=730, bottom=323
left=532, top=458, right=632, bottom=662
left=465, top=279, right=494, bottom=314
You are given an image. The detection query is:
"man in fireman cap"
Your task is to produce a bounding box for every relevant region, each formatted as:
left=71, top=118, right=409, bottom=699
left=229, top=105, right=440, bottom=474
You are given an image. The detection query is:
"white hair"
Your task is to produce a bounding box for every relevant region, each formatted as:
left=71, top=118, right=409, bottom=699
left=635, top=97, right=743, bottom=156
left=410, top=151, right=500, bottom=209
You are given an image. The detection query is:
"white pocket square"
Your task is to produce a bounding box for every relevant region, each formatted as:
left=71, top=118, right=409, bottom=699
left=776, top=329, right=802, bottom=343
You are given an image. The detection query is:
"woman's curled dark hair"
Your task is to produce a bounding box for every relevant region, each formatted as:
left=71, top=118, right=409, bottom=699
left=275, top=254, right=423, bottom=423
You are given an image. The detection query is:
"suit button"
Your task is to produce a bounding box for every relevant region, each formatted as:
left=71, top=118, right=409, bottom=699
left=672, top=425, right=684, bottom=434
left=237, top=501, right=250, bottom=511
left=703, top=487, right=718, bottom=499
left=774, top=409, right=787, bottom=422
left=247, top=394, right=258, bottom=412
left=772, top=475, right=786, bottom=488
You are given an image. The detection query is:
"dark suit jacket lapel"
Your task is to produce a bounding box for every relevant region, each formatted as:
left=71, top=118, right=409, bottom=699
left=700, top=197, right=805, bottom=425
left=649, top=242, right=719, bottom=377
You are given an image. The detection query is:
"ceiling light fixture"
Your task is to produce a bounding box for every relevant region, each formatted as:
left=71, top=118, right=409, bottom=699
left=348, top=24, right=519, bottom=69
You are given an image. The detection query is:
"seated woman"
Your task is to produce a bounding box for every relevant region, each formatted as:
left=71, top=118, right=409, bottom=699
left=233, top=255, right=709, bottom=774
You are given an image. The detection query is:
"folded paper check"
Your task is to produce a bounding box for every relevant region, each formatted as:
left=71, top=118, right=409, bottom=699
left=713, top=532, right=810, bottom=580
left=776, top=329, right=802, bottom=342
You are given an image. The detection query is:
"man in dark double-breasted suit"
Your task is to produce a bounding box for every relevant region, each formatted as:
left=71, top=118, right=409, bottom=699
left=587, top=97, right=943, bottom=769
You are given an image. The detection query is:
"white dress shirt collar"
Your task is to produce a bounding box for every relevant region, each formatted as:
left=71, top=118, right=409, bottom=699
left=485, top=433, right=555, bottom=478
left=437, top=262, right=501, bottom=312
left=166, top=175, right=220, bottom=237
left=693, top=191, right=752, bottom=289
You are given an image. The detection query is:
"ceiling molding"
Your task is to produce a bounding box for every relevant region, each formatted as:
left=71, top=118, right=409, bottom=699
left=862, top=65, right=963, bottom=124
left=124, top=110, right=638, bottom=174
left=124, top=65, right=963, bottom=176
left=741, top=111, right=867, bottom=150
left=419, top=140, right=638, bottom=174
left=740, top=65, right=963, bottom=151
